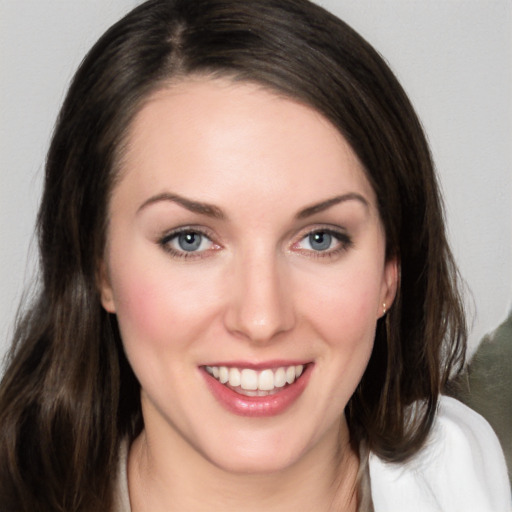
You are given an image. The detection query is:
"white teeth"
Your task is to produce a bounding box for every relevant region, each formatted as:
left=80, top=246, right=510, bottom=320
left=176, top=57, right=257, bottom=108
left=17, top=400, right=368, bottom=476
left=228, top=367, right=241, bottom=387
left=258, top=369, right=274, bottom=391
left=286, top=366, right=296, bottom=384
left=219, top=366, right=229, bottom=384
left=274, top=367, right=286, bottom=388
left=240, top=369, right=258, bottom=390
left=206, top=364, right=305, bottom=393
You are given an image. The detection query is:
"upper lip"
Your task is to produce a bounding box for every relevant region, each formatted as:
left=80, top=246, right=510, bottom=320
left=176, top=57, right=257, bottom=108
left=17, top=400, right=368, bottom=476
left=201, top=360, right=312, bottom=370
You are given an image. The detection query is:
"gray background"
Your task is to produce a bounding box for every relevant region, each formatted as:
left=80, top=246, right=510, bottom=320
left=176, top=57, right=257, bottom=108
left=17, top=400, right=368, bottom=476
left=1, top=0, right=511, bottom=362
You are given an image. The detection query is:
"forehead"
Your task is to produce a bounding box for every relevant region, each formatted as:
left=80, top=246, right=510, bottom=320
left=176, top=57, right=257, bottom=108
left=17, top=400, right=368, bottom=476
left=114, top=78, right=376, bottom=214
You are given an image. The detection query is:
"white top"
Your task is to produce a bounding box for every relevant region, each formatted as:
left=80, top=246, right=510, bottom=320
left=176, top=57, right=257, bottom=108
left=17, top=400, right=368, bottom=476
left=114, top=396, right=511, bottom=511
left=369, top=396, right=511, bottom=511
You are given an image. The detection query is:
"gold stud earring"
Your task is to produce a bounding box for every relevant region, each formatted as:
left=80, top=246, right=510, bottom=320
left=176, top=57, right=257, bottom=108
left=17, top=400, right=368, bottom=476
left=382, top=303, right=387, bottom=315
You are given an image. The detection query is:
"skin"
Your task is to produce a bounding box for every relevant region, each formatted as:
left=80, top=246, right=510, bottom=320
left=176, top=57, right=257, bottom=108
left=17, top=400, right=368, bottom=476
left=100, top=78, right=397, bottom=511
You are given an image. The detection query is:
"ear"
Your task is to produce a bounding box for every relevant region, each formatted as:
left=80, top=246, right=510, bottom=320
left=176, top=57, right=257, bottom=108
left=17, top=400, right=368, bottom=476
left=97, top=260, right=116, bottom=313
left=379, top=256, right=399, bottom=318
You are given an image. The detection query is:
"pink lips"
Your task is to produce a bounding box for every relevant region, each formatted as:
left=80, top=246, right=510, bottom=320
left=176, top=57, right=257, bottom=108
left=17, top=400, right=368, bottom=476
left=202, top=363, right=312, bottom=417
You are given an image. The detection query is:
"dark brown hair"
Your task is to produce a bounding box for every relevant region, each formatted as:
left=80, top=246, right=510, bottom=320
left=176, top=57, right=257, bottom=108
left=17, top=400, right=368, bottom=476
left=0, top=0, right=466, bottom=510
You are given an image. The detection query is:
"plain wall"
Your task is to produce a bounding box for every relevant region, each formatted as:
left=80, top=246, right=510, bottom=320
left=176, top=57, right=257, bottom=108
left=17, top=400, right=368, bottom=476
left=1, top=0, right=511, bottom=363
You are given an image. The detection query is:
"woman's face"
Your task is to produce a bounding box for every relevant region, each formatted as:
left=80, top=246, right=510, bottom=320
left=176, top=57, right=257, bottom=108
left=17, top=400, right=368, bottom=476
left=100, top=79, right=397, bottom=473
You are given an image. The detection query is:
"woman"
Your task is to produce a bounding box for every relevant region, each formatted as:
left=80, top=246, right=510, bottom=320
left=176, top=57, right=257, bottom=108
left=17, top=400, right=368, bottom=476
left=0, top=0, right=509, bottom=510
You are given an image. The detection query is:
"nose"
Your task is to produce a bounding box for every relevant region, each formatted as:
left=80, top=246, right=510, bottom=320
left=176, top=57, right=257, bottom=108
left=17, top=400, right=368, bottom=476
left=223, top=249, right=296, bottom=344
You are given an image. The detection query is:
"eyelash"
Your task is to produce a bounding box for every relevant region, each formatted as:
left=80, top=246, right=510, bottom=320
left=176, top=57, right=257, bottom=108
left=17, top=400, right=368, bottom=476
left=157, top=225, right=353, bottom=260
left=158, top=227, right=218, bottom=260
left=293, top=227, right=353, bottom=259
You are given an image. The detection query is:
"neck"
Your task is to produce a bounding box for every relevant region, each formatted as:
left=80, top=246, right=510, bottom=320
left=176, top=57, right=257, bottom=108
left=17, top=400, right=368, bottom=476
left=127, top=418, right=360, bottom=512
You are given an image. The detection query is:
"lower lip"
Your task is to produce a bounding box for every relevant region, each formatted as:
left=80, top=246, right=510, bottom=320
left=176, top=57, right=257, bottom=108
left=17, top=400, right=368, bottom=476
left=202, top=364, right=313, bottom=417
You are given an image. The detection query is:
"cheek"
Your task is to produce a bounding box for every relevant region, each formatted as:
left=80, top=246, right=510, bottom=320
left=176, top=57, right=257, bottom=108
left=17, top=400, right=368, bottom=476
left=115, top=275, right=170, bottom=344
left=108, top=254, right=219, bottom=354
left=299, top=259, right=383, bottom=346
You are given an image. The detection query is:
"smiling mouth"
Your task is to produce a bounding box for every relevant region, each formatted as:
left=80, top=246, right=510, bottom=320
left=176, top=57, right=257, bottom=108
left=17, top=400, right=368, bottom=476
left=204, top=364, right=305, bottom=397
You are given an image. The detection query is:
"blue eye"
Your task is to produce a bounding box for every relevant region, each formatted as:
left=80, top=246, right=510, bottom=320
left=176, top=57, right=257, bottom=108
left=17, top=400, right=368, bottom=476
left=159, top=229, right=215, bottom=257
left=177, top=232, right=203, bottom=252
left=295, top=228, right=352, bottom=256
left=308, top=231, right=333, bottom=251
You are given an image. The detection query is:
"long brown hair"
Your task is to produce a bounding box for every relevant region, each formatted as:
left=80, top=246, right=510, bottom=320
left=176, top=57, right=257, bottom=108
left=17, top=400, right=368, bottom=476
left=0, top=1, right=466, bottom=510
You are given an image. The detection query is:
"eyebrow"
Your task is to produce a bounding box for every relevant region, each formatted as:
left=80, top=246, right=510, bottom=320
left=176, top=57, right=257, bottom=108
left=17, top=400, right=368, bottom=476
left=137, top=192, right=226, bottom=219
left=137, top=191, right=368, bottom=220
left=296, top=193, right=369, bottom=219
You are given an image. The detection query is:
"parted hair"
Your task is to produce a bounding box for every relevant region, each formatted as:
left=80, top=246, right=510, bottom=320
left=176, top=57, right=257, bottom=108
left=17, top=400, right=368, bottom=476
left=0, top=0, right=466, bottom=510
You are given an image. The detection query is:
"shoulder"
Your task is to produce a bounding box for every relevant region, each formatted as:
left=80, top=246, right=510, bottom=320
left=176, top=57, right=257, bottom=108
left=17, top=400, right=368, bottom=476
left=369, top=396, right=511, bottom=512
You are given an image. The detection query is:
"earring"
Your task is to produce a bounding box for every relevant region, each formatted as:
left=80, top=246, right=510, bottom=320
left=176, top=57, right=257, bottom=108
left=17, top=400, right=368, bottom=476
left=382, top=303, right=387, bottom=315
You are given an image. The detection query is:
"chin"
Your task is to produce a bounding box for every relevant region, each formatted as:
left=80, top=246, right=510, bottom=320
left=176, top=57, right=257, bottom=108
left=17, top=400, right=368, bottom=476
left=206, top=445, right=304, bottom=475
left=194, top=422, right=323, bottom=476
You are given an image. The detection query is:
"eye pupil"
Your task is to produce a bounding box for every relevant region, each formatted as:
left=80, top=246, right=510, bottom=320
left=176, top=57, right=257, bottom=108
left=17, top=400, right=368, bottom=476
left=309, top=232, right=332, bottom=251
left=178, top=232, right=202, bottom=251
